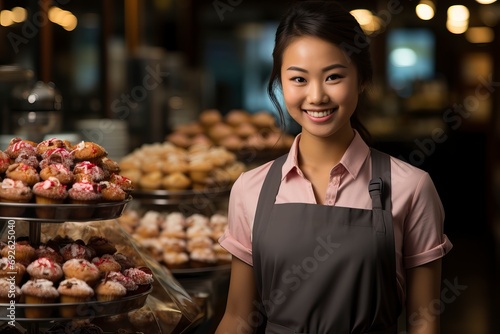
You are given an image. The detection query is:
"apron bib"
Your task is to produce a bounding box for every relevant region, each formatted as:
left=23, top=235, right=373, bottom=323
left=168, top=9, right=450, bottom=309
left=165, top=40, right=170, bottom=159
left=252, top=149, right=401, bottom=333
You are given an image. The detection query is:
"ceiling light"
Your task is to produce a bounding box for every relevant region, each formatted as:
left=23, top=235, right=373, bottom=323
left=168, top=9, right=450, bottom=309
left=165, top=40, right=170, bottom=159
left=416, top=1, right=435, bottom=20
left=476, top=0, right=497, bottom=4
left=448, top=5, right=470, bottom=22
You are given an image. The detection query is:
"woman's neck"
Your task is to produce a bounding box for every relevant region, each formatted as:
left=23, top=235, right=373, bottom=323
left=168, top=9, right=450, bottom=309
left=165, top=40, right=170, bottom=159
left=297, top=128, right=355, bottom=169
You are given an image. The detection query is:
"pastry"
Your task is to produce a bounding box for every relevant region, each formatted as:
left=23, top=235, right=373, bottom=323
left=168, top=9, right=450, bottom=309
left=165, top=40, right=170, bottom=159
left=188, top=157, right=213, bottom=184
left=98, top=181, right=127, bottom=202
left=71, top=141, right=107, bottom=161
left=86, top=236, right=117, bottom=257
left=189, top=247, right=217, bottom=268
left=225, top=109, right=251, bottom=126
left=14, top=148, right=40, bottom=169
left=57, top=277, right=95, bottom=317
left=98, top=157, right=121, bottom=177
left=0, top=151, right=10, bottom=174
left=73, top=161, right=106, bottom=183
left=127, top=306, right=157, bottom=331
left=0, top=277, right=21, bottom=303
left=39, top=163, right=74, bottom=185
left=105, top=271, right=138, bottom=293
left=5, top=162, right=40, bottom=186
left=94, top=279, right=126, bottom=301
left=67, top=181, right=101, bottom=219
left=36, top=138, right=67, bottom=155
left=108, top=173, right=134, bottom=193
left=138, top=171, right=162, bottom=190
left=32, top=177, right=68, bottom=219
left=251, top=111, right=277, bottom=128
left=26, top=257, right=63, bottom=282
left=162, top=172, right=191, bottom=191
left=0, top=178, right=32, bottom=217
left=91, top=254, right=122, bottom=275
left=213, top=243, right=232, bottom=265
left=20, top=279, right=59, bottom=318
left=123, top=267, right=153, bottom=292
left=0, top=239, right=35, bottom=266
left=199, top=108, right=223, bottom=127
left=35, top=243, right=64, bottom=264
left=4, top=137, right=37, bottom=159
left=207, top=122, right=234, bottom=143
left=165, top=132, right=191, bottom=148
left=62, top=258, right=100, bottom=287
left=163, top=251, right=189, bottom=270
left=39, top=147, right=74, bottom=170
left=0, top=257, right=26, bottom=285
left=112, top=253, right=134, bottom=271
left=60, top=242, right=94, bottom=262
left=234, top=122, right=258, bottom=138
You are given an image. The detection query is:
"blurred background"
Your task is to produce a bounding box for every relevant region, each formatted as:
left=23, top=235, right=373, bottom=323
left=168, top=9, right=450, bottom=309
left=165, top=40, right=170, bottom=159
left=0, top=0, right=499, bottom=333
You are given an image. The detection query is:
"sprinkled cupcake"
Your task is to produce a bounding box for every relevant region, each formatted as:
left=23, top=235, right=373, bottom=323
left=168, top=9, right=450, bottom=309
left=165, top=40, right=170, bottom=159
left=73, top=161, right=106, bottom=183
left=0, top=178, right=32, bottom=217
left=94, top=279, right=126, bottom=301
left=105, top=271, right=138, bottom=293
left=62, top=258, right=100, bottom=287
left=5, top=162, right=40, bottom=186
left=32, top=177, right=68, bottom=219
left=91, top=254, right=122, bottom=275
left=39, top=147, right=74, bottom=170
left=39, top=163, right=74, bottom=185
left=0, top=239, right=35, bottom=266
left=59, top=242, right=94, bottom=262
left=57, top=277, right=95, bottom=317
left=67, top=180, right=102, bottom=219
left=20, top=279, right=59, bottom=318
left=4, top=137, right=37, bottom=159
left=26, top=257, right=63, bottom=282
left=0, top=257, right=26, bottom=286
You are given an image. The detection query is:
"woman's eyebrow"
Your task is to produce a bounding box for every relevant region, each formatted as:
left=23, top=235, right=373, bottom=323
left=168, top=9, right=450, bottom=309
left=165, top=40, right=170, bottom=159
left=286, top=64, right=348, bottom=73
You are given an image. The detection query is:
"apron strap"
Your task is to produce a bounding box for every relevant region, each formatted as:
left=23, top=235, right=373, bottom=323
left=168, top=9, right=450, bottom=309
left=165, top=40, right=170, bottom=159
left=369, top=148, right=392, bottom=212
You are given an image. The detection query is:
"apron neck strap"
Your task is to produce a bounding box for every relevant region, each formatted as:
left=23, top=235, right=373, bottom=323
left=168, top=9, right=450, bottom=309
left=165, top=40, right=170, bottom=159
left=369, top=148, right=392, bottom=212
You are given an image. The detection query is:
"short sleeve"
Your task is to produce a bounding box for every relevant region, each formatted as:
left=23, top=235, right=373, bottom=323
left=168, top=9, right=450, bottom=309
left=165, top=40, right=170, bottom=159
left=218, top=173, right=254, bottom=266
left=403, top=172, right=453, bottom=268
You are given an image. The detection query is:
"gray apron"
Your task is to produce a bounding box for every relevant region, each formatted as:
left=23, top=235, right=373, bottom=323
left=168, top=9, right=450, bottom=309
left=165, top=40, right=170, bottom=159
left=252, top=149, right=401, bottom=333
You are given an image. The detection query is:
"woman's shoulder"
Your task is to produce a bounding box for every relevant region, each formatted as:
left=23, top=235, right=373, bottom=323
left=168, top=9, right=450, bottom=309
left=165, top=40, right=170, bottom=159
left=235, top=159, right=275, bottom=190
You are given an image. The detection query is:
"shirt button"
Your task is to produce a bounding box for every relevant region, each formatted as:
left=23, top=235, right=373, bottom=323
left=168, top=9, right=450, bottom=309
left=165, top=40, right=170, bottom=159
left=328, top=200, right=334, bottom=205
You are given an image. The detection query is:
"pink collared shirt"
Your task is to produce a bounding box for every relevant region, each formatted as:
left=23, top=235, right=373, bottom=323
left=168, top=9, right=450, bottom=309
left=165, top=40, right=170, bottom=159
left=219, top=131, right=453, bottom=303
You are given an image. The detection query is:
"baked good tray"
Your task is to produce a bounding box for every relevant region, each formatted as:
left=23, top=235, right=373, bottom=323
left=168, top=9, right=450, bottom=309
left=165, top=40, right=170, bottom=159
left=131, top=187, right=230, bottom=206
left=0, top=285, right=152, bottom=321
left=170, top=264, right=231, bottom=277
left=0, top=196, right=132, bottom=222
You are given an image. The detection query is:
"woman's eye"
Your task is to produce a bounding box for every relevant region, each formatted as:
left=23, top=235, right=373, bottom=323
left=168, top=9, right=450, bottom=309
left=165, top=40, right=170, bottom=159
left=291, top=77, right=306, bottom=83
left=326, top=74, right=343, bottom=81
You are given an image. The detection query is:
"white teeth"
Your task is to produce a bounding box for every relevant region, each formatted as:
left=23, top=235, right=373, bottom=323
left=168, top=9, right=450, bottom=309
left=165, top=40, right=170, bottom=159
left=305, top=109, right=334, bottom=118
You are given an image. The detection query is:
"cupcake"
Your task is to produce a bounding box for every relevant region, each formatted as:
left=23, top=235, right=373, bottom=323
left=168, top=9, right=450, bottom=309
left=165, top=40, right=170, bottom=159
left=0, top=178, right=32, bottom=217
left=59, top=242, right=94, bottom=262
left=0, top=277, right=21, bottom=303
left=0, top=239, right=36, bottom=266
left=73, top=161, right=106, bottom=183
left=71, top=141, right=107, bottom=161
left=36, top=137, right=67, bottom=155
left=105, top=271, right=138, bottom=293
left=26, top=257, right=63, bottom=282
left=57, top=278, right=94, bottom=317
left=163, top=251, right=189, bottom=270
left=4, top=137, right=37, bottom=159
left=14, top=148, right=40, bottom=169
left=86, top=236, right=117, bottom=257
left=188, top=157, right=213, bottom=184
left=108, top=173, right=134, bottom=193
left=199, top=108, right=223, bottom=127
left=35, top=243, right=64, bottom=264
left=123, top=267, right=154, bottom=293
left=20, top=279, right=59, bottom=318
left=32, top=177, right=68, bottom=219
left=39, top=163, right=74, bottom=185
left=225, top=109, right=251, bottom=126
left=0, top=258, right=26, bottom=286
left=98, top=181, right=127, bottom=202
left=162, top=172, right=191, bottom=191
left=127, top=307, right=157, bottom=331
left=94, top=279, right=126, bottom=301
left=91, top=254, right=122, bottom=275
left=5, top=162, right=40, bottom=186
left=251, top=111, right=277, bottom=128
left=67, top=180, right=101, bottom=219
left=62, top=259, right=100, bottom=287
left=98, top=157, right=121, bottom=178
left=189, top=247, right=217, bottom=268
left=112, top=253, right=135, bottom=271
left=0, top=151, right=10, bottom=174
left=39, top=147, right=74, bottom=170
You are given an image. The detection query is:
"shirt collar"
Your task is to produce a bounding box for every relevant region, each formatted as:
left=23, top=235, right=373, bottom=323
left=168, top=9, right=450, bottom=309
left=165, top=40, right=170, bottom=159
left=281, top=130, right=370, bottom=181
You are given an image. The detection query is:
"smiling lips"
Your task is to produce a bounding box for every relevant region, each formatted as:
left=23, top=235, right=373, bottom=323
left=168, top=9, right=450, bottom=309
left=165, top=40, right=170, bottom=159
left=304, top=108, right=335, bottom=118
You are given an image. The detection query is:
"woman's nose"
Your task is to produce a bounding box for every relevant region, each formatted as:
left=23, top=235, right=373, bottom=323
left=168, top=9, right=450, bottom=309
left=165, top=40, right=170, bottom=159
left=307, top=82, right=329, bottom=104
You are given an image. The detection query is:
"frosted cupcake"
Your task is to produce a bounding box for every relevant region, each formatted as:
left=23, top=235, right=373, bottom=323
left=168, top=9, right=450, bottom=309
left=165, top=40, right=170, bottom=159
left=57, top=277, right=94, bottom=317
left=26, top=257, right=63, bottom=283
left=105, top=271, right=138, bottom=293
left=123, top=267, right=154, bottom=293
left=0, top=239, right=36, bottom=266
left=20, top=279, right=59, bottom=318
left=73, top=161, right=106, bottom=183
left=35, top=243, right=64, bottom=264
left=36, top=138, right=66, bottom=155
left=4, top=137, right=37, bottom=159
left=108, top=173, right=134, bottom=193
left=39, top=163, right=74, bottom=185
left=71, top=141, right=108, bottom=162
left=0, top=178, right=32, bottom=217
left=59, top=242, right=94, bottom=262
left=67, top=180, right=102, bottom=219
left=32, top=177, right=68, bottom=219
left=91, top=254, right=122, bottom=275
left=39, top=147, right=74, bottom=170
left=5, top=162, right=40, bottom=186
left=14, top=148, right=40, bottom=169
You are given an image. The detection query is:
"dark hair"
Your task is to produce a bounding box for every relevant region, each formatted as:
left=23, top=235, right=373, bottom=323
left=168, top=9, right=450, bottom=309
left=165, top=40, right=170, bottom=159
left=267, top=0, right=372, bottom=143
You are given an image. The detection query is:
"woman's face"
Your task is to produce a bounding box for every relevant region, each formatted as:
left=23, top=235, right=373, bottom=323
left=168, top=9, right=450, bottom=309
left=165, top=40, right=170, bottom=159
left=280, top=36, right=361, bottom=140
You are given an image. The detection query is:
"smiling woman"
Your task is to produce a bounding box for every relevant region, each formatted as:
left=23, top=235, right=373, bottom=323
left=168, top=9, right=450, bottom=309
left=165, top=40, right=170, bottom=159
left=215, top=1, right=452, bottom=334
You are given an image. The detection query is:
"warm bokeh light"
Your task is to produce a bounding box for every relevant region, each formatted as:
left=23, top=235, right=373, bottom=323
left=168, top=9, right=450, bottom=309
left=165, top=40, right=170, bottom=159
left=48, top=6, right=78, bottom=31
left=11, top=7, right=27, bottom=23
left=0, top=10, right=14, bottom=26
left=350, top=9, right=373, bottom=26
left=416, top=1, right=435, bottom=20
left=466, top=27, right=495, bottom=43
left=476, top=0, right=497, bottom=4
left=446, top=19, right=469, bottom=34
left=448, top=5, right=470, bottom=21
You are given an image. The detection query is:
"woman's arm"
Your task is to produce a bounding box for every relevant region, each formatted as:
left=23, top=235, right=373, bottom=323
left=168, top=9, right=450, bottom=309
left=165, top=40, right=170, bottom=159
left=405, top=259, right=442, bottom=334
left=215, top=256, right=261, bottom=334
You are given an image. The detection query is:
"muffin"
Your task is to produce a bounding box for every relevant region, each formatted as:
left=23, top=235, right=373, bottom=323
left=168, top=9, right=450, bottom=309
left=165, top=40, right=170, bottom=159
left=4, top=137, right=37, bottom=159
left=73, top=161, right=106, bottom=183
left=0, top=257, right=26, bottom=286
left=199, top=108, right=223, bottom=127
left=0, top=178, right=32, bottom=217
left=162, top=172, right=191, bottom=191
left=59, top=242, right=94, bottom=262
left=1, top=239, right=36, bottom=266
left=251, top=111, right=277, bottom=128
left=207, top=122, right=234, bottom=143
left=91, top=254, right=122, bottom=275
left=86, top=236, right=117, bottom=257
left=67, top=181, right=102, bottom=219
left=39, top=147, right=74, bottom=170
left=189, top=247, right=217, bottom=268
left=0, top=277, right=21, bottom=303
left=20, top=279, right=59, bottom=318
left=94, top=279, right=126, bottom=301
left=98, top=157, right=121, bottom=178
left=14, top=148, right=40, bottom=169
left=225, top=109, right=251, bottom=126
left=127, top=306, right=157, bottom=331
left=163, top=251, right=189, bottom=270
left=123, top=267, right=154, bottom=293
left=35, top=243, right=64, bottom=264
left=138, top=171, right=162, bottom=190
left=36, top=137, right=67, bottom=155
left=112, top=253, right=135, bottom=271
left=108, top=173, right=134, bottom=193
left=105, top=271, right=138, bottom=293
left=39, top=163, right=74, bottom=185
left=98, top=181, right=127, bottom=202
left=32, top=177, right=68, bottom=219
left=5, top=162, right=40, bottom=186
left=57, top=277, right=95, bottom=317
left=62, top=258, right=100, bottom=287
left=188, top=158, right=213, bottom=184
left=71, top=141, right=108, bottom=161
left=166, top=132, right=191, bottom=148
left=0, top=151, right=10, bottom=174
left=26, top=257, right=63, bottom=282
